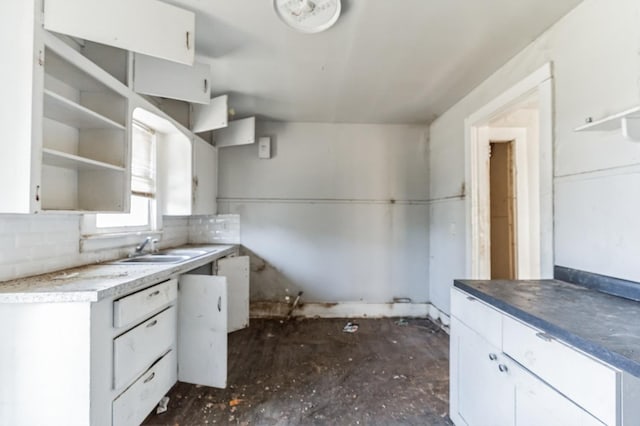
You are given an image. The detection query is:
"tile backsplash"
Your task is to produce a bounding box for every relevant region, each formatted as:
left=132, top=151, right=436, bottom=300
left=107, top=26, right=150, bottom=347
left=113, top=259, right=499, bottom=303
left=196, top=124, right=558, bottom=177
left=189, top=214, right=241, bottom=244
left=0, top=213, right=240, bottom=283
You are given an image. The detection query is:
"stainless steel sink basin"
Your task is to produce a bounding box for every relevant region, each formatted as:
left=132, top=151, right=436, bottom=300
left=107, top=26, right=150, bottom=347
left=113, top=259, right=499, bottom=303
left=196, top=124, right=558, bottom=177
left=112, top=246, right=218, bottom=265
left=159, top=249, right=208, bottom=257
left=115, top=254, right=190, bottom=264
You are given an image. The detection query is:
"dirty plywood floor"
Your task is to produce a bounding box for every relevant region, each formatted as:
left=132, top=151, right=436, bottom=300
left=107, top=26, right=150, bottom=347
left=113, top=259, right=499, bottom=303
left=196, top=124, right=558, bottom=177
left=144, top=318, right=452, bottom=426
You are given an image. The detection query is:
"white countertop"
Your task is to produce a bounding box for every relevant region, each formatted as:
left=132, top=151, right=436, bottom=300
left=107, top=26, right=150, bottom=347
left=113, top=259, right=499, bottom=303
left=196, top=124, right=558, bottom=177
left=0, top=244, right=237, bottom=303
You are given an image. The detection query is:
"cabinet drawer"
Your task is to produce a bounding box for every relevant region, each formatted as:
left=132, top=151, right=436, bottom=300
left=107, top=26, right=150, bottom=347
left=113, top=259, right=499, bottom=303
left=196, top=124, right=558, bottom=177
left=503, top=315, right=618, bottom=425
left=113, top=349, right=177, bottom=426
left=114, top=307, right=177, bottom=390
left=113, top=279, right=177, bottom=329
left=451, top=288, right=502, bottom=349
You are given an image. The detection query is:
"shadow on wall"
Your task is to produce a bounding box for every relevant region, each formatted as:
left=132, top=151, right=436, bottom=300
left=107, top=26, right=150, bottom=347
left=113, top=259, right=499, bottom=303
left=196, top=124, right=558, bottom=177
left=241, top=246, right=303, bottom=303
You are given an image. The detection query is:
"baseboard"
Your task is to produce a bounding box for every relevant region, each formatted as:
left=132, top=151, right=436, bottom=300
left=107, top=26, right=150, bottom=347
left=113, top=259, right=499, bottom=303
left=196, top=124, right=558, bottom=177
left=251, top=301, right=439, bottom=320
left=427, top=303, right=451, bottom=334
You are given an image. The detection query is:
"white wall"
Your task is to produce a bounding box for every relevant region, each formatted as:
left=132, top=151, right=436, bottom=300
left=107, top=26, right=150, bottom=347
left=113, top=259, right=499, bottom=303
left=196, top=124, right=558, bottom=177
left=428, top=0, right=640, bottom=314
left=218, top=121, right=430, bottom=303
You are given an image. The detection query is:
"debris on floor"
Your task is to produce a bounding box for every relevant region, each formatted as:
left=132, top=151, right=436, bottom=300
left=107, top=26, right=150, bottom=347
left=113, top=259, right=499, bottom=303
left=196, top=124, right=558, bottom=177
left=229, top=398, right=243, bottom=407
left=395, top=318, right=409, bottom=326
left=156, top=396, right=170, bottom=414
left=143, top=318, right=452, bottom=426
left=286, top=291, right=304, bottom=320
left=342, top=321, right=359, bottom=333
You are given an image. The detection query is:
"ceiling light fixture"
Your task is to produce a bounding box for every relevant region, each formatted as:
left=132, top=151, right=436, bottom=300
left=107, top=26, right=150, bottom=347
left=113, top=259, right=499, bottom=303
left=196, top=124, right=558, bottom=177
left=273, top=0, right=341, bottom=34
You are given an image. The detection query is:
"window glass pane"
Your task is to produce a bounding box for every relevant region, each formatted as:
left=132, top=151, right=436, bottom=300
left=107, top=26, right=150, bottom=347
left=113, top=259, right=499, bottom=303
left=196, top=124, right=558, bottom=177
left=96, top=196, right=150, bottom=228
left=131, top=123, right=156, bottom=196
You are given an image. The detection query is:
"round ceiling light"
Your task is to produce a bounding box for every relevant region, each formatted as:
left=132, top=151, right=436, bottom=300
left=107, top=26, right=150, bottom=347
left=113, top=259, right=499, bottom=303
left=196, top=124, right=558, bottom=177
left=274, top=0, right=342, bottom=34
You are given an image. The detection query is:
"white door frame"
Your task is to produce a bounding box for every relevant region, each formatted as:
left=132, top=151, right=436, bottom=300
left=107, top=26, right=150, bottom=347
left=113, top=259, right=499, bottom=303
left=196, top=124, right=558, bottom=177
left=464, top=63, right=554, bottom=279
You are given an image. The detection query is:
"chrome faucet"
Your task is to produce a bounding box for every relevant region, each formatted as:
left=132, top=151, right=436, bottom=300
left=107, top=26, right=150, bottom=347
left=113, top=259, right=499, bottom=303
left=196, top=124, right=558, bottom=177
left=133, top=236, right=158, bottom=256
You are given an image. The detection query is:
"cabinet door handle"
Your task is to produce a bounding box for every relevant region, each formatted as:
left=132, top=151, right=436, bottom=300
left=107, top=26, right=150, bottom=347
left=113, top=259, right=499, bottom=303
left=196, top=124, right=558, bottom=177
left=35, top=185, right=40, bottom=202
left=498, top=364, right=508, bottom=373
left=143, top=372, right=156, bottom=384
left=204, top=78, right=208, bottom=93
left=217, top=296, right=222, bottom=312
left=148, top=290, right=160, bottom=298
left=536, top=332, right=553, bottom=342
left=186, top=31, right=191, bottom=50
left=146, top=319, right=158, bottom=328
left=466, top=296, right=475, bottom=302
left=488, top=353, right=498, bottom=361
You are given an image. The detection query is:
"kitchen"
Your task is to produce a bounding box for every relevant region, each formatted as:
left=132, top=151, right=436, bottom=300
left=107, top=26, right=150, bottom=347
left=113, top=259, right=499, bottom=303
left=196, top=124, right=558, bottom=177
left=1, top=0, right=640, bottom=425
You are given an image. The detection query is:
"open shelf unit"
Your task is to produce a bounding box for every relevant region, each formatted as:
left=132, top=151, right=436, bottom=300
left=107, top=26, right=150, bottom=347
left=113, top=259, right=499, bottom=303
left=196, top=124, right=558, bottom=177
left=41, top=36, right=130, bottom=212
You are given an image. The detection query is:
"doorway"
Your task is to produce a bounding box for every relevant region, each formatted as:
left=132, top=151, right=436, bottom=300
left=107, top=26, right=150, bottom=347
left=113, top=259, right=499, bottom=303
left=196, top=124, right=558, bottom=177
left=464, top=63, right=554, bottom=280
left=489, top=141, right=516, bottom=279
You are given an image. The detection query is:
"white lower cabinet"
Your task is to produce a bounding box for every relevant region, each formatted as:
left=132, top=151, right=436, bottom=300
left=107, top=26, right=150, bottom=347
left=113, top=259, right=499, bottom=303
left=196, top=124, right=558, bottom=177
left=113, top=306, right=177, bottom=390
left=178, top=274, right=228, bottom=388
left=112, top=349, right=177, bottom=426
left=450, top=287, right=621, bottom=426
left=513, top=364, right=605, bottom=426
left=0, top=252, right=249, bottom=426
left=219, top=256, right=250, bottom=332
left=451, top=317, right=514, bottom=426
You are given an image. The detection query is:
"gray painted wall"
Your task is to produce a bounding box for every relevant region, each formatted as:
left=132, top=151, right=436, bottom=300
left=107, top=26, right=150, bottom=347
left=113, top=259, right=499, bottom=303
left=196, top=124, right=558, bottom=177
left=428, top=0, right=640, bottom=315
left=218, top=121, right=430, bottom=303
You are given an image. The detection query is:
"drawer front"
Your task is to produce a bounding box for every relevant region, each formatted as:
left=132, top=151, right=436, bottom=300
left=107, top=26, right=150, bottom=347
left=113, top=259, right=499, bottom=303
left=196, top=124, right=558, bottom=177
left=113, top=349, right=177, bottom=426
left=503, top=314, right=618, bottom=425
left=451, top=288, right=502, bottom=349
left=515, top=376, right=606, bottom=426
left=114, top=306, right=177, bottom=390
left=113, top=279, right=178, bottom=329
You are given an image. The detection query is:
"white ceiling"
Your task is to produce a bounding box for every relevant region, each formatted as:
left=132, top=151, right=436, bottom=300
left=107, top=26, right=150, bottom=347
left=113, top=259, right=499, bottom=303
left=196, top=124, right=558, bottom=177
left=168, top=0, right=582, bottom=124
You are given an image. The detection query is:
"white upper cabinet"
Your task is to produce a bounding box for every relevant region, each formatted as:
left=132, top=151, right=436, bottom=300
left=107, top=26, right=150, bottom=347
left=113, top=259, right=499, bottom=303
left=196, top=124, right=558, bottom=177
left=192, top=137, right=218, bottom=215
left=133, top=54, right=211, bottom=104
left=214, top=117, right=256, bottom=147
left=0, top=0, right=42, bottom=213
left=44, top=0, right=195, bottom=65
left=1, top=0, right=131, bottom=214
left=192, top=95, right=229, bottom=133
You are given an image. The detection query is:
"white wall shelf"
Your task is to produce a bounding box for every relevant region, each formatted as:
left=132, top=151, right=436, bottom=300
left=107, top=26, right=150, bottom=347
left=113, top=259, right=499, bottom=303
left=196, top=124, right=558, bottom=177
left=575, top=106, right=640, bottom=141
left=44, top=90, right=126, bottom=130
left=43, top=148, right=126, bottom=172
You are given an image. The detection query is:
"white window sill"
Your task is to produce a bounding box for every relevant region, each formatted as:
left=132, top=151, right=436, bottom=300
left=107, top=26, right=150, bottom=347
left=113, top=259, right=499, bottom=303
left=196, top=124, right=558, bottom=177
left=80, top=230, right=163, bottom=253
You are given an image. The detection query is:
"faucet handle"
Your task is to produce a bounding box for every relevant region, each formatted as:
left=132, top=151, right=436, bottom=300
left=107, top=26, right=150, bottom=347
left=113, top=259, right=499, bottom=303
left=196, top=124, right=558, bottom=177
left=151, top=238, right=159, bottom=253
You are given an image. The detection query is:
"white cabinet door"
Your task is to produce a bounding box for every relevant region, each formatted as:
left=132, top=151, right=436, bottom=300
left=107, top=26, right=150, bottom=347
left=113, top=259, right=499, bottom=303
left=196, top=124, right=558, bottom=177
left=214, top=117, right=255, bottom=147
left=192, top=95, right=229, bottom=133
left=192, top=138, right=218, bottom=215
left=44, top=0, right=195, bottom=65
left=178, top=275, right=227, bottom=388
left=513, top=364, right=605, bottom=426
left=133, top=54, right=211, bottom=104
left=451, top=317, right=514, bottom=426
left=0, top=0, right=42, bottom=214
left=218, top=256, right=250, bottom=333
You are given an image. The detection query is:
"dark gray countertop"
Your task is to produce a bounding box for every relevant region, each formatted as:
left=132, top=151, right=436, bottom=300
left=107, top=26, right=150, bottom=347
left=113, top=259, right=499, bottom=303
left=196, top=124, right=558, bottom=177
left=454, top=279, right=640, bottom=378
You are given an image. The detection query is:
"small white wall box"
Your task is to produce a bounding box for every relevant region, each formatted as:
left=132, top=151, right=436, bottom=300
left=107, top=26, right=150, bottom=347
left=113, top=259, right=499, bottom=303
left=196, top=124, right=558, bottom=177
left=258, top=136, right=271, bottom=159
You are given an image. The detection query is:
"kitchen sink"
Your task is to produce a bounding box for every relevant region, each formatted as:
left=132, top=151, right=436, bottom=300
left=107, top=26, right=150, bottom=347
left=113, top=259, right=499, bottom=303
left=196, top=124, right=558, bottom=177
left=114, top=254, right=190, bottom=264
left=159, top=249, right=208, bottom=257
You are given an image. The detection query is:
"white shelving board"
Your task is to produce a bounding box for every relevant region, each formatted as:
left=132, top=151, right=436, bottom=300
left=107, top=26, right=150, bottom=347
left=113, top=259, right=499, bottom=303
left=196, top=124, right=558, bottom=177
left=44, top=90, right=126, bottom=130
left=42, top=148, right=125, bottom=172
left=575, top=106, right=640, bottom=141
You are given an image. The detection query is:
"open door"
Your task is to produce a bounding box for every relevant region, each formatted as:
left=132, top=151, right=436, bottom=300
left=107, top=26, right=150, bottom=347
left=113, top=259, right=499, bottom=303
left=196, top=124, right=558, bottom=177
left=218, top=256, right=250, bottom=333
left=178, top=275, right=227, bottom=388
